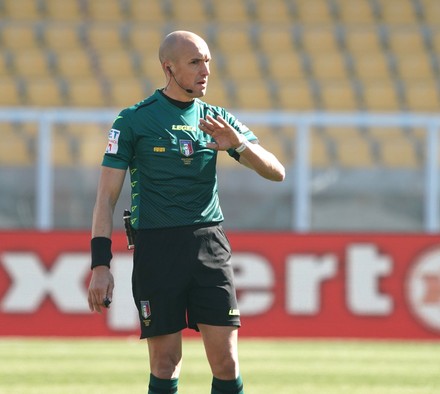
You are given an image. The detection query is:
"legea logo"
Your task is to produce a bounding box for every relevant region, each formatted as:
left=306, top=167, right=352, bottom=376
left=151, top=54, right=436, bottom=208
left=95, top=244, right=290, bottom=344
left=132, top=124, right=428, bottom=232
left=407, top=246, right=440, bottom=332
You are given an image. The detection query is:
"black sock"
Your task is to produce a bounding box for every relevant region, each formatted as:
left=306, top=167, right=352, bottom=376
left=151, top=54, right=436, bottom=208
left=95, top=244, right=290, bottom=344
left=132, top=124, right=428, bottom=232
left=148, top=373, right=178, bottom=394
left=211, top=375, right=244, bottom=394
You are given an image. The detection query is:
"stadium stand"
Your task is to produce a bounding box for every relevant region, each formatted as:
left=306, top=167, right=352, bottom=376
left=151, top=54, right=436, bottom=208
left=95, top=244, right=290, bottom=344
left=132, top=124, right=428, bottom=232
left=26, top=77, right=64, bottom=106
left=0, top=77, right=22, bottom=105
left=0, top=0, right=439, bottom=169
left=2, top=0, right=42, bottom=21
left=129, top=0, right=167, bottom=23
left=45, top=0, right=84, bottom=22
left=253, top=0, right=292, bottom=24
left=43, top=23, right=83, bottom=51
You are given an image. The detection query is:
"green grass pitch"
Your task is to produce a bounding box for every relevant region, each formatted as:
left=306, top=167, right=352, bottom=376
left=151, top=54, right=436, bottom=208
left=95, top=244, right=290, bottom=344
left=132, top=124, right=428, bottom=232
left=0, top=338, right=439, bottom=394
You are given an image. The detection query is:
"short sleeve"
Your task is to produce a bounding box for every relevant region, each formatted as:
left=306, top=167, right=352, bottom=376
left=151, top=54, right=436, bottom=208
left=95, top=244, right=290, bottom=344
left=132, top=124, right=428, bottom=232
left=102, top=109, right=135, bottom=169
left=215, top=108, right=259, bottom=157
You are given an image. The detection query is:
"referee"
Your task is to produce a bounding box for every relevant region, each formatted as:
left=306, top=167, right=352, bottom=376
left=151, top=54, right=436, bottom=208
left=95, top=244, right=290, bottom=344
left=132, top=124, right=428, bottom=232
left=88, top=30, right=285, bottom=394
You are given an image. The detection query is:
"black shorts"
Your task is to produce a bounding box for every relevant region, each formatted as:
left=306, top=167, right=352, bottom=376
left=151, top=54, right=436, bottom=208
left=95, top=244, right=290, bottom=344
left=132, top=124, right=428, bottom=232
left=132, top=223, right=241, bottom=338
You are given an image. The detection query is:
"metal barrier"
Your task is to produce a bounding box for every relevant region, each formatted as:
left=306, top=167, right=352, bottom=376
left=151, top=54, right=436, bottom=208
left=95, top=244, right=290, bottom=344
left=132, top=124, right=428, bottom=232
left=1, top=108, right=439, bottom=232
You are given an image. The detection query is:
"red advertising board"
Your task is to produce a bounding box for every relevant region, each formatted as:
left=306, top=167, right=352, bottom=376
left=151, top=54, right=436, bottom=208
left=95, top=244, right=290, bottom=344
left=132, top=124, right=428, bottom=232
left=0, top=231, right=440, bottom=339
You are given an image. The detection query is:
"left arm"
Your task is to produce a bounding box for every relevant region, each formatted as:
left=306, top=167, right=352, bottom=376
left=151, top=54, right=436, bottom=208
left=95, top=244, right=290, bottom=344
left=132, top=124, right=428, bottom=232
left=199, top=115, right=285, bottom=182
left=235, top=141, right=285, bottom=181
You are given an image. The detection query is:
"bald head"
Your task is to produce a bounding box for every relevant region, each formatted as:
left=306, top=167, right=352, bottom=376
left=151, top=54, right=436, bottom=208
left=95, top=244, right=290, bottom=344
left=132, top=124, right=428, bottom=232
left=158, top=30, right=211, bottom=100
left=159, top=30, right=209, bottom=64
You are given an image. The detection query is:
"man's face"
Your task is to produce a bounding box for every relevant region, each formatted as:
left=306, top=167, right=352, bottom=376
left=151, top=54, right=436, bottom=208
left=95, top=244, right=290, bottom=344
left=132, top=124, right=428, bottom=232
left=173, top=39, right=211, bottom=98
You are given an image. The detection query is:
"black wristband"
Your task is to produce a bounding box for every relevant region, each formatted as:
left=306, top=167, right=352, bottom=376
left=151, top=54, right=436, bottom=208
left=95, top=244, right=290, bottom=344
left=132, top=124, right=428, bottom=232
left=91, top=237, right=112, bottom=269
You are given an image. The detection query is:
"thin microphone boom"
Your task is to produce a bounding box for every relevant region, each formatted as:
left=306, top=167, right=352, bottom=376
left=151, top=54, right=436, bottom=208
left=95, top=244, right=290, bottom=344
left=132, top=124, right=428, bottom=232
left=168, top=67, right=193, bottom=93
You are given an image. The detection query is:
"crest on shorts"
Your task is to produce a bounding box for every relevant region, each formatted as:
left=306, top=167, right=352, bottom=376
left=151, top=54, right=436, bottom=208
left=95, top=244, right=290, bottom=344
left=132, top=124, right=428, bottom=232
left=140, top=300, right=151, bottom=319
left=179, top=139, right=194, bottom=157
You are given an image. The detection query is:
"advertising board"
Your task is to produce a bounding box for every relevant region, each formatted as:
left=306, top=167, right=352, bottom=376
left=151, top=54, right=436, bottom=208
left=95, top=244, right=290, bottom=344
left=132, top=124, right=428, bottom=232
left=1, top=231, right=439, bottom=339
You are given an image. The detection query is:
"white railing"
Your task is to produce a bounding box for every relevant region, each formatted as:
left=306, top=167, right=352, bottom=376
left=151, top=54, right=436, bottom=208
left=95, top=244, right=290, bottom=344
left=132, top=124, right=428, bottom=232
left=1, top=108, right=439, bottom=232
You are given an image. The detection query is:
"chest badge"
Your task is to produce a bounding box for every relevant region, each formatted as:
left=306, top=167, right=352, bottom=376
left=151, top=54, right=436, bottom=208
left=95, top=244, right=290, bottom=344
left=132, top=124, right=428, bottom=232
left=180, top=139, right=194, bottom=157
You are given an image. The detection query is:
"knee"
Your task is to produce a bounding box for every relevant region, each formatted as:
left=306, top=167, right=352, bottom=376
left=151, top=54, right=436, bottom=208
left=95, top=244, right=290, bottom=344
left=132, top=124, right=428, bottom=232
left=150, top=352, right=182, bottom=379
left=148, top=333, right=182, bottom=379
left=211, top=353, right=240, bottom=380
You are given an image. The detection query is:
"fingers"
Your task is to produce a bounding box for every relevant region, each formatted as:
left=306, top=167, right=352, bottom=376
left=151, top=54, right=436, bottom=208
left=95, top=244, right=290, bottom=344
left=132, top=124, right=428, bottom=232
left=198, top=118, right=214, bottom=134
left=88, top=291, right=112, bottom=313
left=199, top=114, right=224, bottom=132
left=205, top=142, right=219, bottom=150
left=88, top=290, right=103, bottom=314
left=88, top=269, right=114, bottom=313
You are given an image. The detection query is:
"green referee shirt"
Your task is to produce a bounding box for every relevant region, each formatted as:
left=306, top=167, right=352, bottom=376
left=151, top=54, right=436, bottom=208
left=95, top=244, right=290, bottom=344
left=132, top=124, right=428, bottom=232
left=102, top=89, right=258, bottom=230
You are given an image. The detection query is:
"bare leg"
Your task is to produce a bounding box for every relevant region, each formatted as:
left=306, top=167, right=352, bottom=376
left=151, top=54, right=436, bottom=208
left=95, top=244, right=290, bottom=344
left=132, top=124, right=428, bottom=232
left=198, top=324, right=240, bottom=380
left=147, top=331, right=183, bottom=379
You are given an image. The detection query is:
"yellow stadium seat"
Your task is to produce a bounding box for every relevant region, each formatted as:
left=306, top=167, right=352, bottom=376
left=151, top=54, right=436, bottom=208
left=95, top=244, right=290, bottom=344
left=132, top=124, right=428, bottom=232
left=98, top=51, right=136, bottom=79
left=0, top=77, right=22, bottom=105
left=344, top=26, right=382, bottom=54
left=234, top=81, right=273, bottom=110
left=405, top=81, right=440, bottom=112
left=215, top=25, right=254, bottom=53
left=172, top=0, right=208, bottom=23
left=301, top=25, right=339, bottom=54
left=266, top=52, right=304, bottom=82
left=52, top=131, right=74, bottom=166
left=86, top=24, right=124, bottom=52
left=87, top=0, right=125, bottom=22
left=139, top=54, right=165, bottom=82
left=26, top=77, right=64, bottom=106
left=310, top=130, right=331, bottom=168
left=13, top=50, right=51, bottom=78
left=0, top=128, right=32, bottom=166
left=362, top=81, right=400, bottom=111
left=320, top=80, right=359, bottom=111
left=395, top=53, right=434, bottom=81
left=212, top=0, right=250, bottom=23
left=1, top=24, right=40, bottom=50
left=128, top=25, right=163, bottom=54
left=68, top=78, right=106, bottom=107
left=44, top=24, right=82, bottom=51
left=258, top=26, right=295, bottom=54
left=110, top=78, right=147, bottom=108
left=79, top=133, right=108, bottom=167
left=408, top=128, right=427, bottom=146
left=368, top=127, right=406, bottom=142
left=353, top=53, right=391, bottom=80
left=129, top=0, right=166, bottom=22
left=3, top=0, right=42, bottom=20
left=45, top=0, right=83, bottom=21
left=324, top=126, right=363, bottom=141
left=17, top=121, right=38, bottom=140
left=432, top=28, right=440, bottom=53
left=250, top=125, right=288, bottom=164
left=336, top=0, right=375, bottom=24
left=55, top=49, right=94, bottom=78
left=277, top=81, right=315, bottom=110
left=421, top=0, right=440, bottom=25
left=253, top=0, right=293, bottom=23
left=337, top=137, right=374, bottom=168
left=223, top=51, right=263, bottom=80
left=380, top=139, right=418, bottom=168
left=207, top=58, right=221, bottom=79
left=295, top=0, right=332, bottom=24
left=0, top=53, right=10, bottom=77
left=203, top=79, right=230, bottom=109
left=377, top=0, right=418, bottom=24
left=310, top=52, right=348, bottom=81
left=387, top=27, right=426, bottom=55
left=325, top=127, right=373, bottom=167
